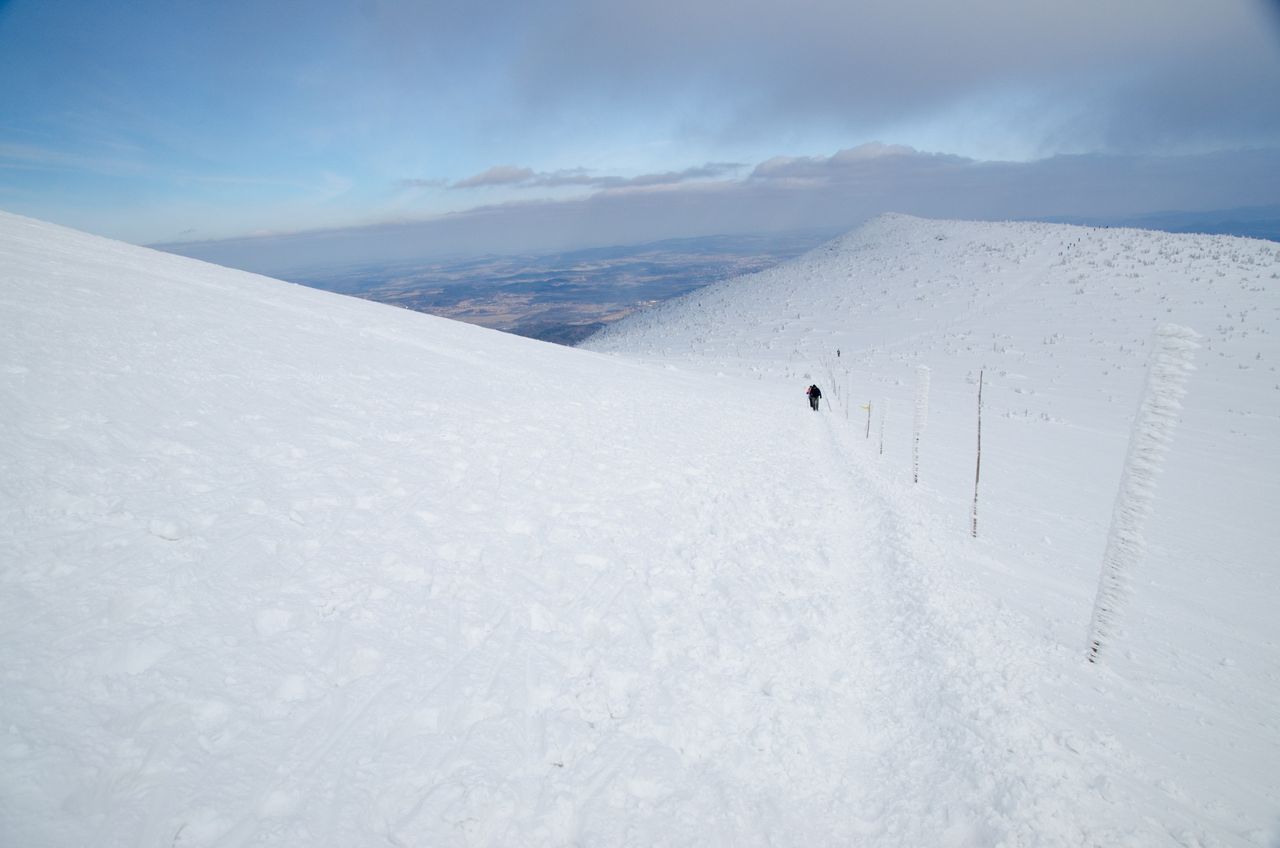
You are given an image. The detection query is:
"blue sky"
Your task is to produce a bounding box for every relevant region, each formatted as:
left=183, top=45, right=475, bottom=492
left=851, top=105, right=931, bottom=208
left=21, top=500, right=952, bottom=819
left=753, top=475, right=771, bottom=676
left=2, top=0, right=1279, bottom=264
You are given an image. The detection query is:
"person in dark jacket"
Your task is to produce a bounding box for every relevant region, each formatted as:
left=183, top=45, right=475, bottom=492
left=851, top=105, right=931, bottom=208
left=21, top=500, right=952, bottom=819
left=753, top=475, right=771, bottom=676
left=807, top=384, right=822, bottom=411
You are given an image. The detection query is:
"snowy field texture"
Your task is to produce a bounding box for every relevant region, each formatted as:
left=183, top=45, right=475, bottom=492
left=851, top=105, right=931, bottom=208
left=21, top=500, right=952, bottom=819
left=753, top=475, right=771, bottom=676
left=2, top=210, right=1278, bottom=846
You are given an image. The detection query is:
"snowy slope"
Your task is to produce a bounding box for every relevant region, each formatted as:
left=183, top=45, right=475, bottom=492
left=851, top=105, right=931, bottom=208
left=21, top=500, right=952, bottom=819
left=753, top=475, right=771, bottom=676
left=3, top=209, right=1278, bottom=847
left=587, top=213, right=1280, bottom=843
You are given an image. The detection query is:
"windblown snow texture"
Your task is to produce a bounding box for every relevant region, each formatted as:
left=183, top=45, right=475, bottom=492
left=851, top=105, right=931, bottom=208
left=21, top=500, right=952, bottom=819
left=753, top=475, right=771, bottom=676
left=4, top=210, right=1279, bottom=846
left=587, top=214, right=1280, bottom=846
left=1088, top=324, right=1200, bottom=663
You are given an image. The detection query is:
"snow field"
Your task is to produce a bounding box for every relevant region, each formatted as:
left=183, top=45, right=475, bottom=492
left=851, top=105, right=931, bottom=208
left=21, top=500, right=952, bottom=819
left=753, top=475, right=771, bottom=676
left=3, top=210, right=1279, bottom=845
left=588, top=214, right=1280, bottom=844
left=0, top=215, right=978, bottom=843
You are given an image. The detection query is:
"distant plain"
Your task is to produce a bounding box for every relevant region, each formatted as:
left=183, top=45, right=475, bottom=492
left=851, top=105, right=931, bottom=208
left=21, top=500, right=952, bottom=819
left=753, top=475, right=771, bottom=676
left=284, top=231, right=840, bottom=345
left=281, top=206, right=1280, bottom=346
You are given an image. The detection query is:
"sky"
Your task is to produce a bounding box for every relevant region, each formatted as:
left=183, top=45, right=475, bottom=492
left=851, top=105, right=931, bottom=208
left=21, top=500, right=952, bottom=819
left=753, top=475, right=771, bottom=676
left=2, top=0, right=1279, bottom=268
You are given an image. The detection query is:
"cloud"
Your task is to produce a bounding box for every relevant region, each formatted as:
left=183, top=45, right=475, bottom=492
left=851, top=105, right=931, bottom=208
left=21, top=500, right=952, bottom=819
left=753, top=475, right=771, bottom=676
left=8, top=0, right=1277, bottom=251
left=161, top=145, right=1280, bottom=276
left=432, top=161, right=746, bottom=192
left=399, top=177, right=449, bottom=189
left=749, top=143, right=953, bottom=183
left=450, top=165, right=536, bottom=189
left=608, top=162, right=745, bottom=189
left=353, top=0, right=1278, bottom=158
left=538, top=162, right=746, bottom=190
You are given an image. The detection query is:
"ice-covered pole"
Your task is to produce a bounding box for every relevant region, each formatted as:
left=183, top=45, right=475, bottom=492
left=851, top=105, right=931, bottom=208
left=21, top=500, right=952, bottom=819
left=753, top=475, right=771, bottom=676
left=972, top=370, right=984, bottom=538
left=878, top=399, right=887, bottom=456
left=1086, top=324, right=1199, bottom=664
left=912, top=366, right=930, bottom=484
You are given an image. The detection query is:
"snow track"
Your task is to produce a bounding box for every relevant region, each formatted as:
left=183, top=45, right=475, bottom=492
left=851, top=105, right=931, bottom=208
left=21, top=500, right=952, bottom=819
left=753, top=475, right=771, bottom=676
left=587, top=213, right=1280, bottom=845
left=5, top=211, right=1276, bottom=845
left=359, top=399, right=882, bottom=846
left=807, top=417, right=1110, bottom=846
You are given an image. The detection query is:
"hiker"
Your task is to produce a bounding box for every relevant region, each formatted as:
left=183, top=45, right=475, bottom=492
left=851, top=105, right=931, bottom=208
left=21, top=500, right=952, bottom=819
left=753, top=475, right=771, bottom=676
left=807, top=384, right=822, bottom=411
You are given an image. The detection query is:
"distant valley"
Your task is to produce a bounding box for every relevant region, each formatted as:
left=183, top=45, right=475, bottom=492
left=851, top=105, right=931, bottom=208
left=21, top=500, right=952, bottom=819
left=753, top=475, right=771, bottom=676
left=284, top=231, right=837, bottom=345
left=242, top=208, right=1280, bottom=347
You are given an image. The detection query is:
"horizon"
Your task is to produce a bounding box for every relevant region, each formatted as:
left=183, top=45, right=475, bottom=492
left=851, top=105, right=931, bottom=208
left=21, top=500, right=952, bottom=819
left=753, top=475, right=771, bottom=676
left=2, top=0, right=1279, bottom=268
left=152, top=200, right=1280, bottom=278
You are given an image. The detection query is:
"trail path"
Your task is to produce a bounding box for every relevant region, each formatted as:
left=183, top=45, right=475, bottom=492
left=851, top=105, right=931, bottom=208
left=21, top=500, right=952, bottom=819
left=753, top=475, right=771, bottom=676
left=6, top=211, right=1253, bottom=846
left=226, top=382, right=1115, bottom=847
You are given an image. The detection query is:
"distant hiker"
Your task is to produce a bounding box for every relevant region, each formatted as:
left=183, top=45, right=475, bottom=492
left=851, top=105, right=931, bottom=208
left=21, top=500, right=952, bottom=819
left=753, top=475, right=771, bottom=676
left=837, top=349, right=841, bottom=357
left=807, top=384, right=822, bottom=411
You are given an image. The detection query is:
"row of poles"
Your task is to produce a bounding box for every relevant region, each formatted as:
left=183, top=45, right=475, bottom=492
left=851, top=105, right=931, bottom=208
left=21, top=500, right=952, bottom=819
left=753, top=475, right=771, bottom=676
left=816, top=323, right=1198, bottom=665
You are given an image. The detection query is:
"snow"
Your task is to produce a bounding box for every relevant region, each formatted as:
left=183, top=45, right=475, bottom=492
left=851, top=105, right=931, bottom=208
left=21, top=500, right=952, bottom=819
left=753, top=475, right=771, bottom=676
left=1088, top=324, right=1200, bottom=664
left=3, top=209, right=1279, bottom=846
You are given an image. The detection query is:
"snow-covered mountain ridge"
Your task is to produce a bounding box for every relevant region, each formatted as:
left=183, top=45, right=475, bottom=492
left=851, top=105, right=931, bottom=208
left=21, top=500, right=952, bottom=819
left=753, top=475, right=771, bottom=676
left=3, top=209, right=1278, bottom=846
left=588, top=212, right=1280, bottom=841
left=588, top=213, right=1280, bottom=648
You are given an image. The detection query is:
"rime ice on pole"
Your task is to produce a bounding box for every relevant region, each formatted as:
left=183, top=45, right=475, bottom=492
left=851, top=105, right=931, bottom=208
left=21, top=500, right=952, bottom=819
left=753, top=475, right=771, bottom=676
left=1087, top=324, right=1200, bottom=663
left=913, top=366, right=931, bottom=484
